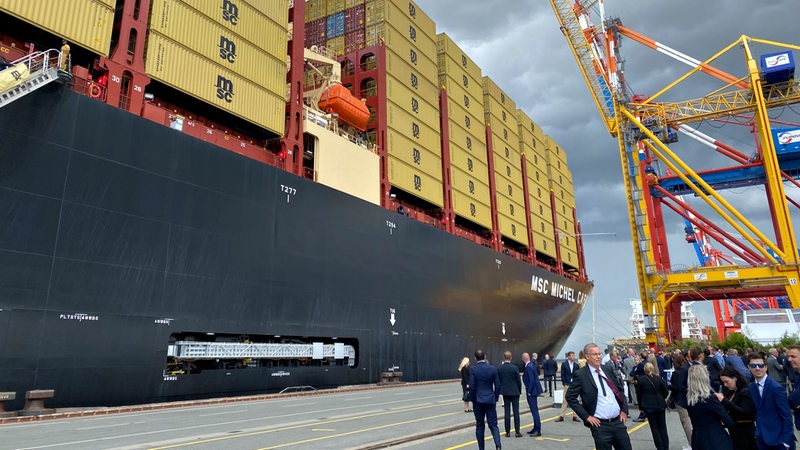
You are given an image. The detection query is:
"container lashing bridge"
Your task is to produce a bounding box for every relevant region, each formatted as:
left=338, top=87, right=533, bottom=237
left=551, top=0, right=800, bottom=346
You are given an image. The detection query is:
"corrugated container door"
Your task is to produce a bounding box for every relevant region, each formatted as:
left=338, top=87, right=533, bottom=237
left=145, top=33, right=285, bottom=135
left=0, top=0, right=115, bottom=55
left=180, top=0, right=287, bottom=57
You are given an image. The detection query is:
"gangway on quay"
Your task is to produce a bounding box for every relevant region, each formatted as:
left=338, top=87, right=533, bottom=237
left=167, top=341, right=357, bottom=367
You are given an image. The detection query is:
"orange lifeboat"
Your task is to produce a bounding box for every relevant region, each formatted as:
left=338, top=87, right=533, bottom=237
left=317, top=84, right=370, bottom=131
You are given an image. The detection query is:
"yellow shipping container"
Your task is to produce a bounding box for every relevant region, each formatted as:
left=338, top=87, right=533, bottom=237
left=386, top=74, right=439, bottom=128
left=450, top=145, right=489, bottom=186
left=327, top=0, right=346, bottom=15
left=383, top=50, right=438, bottom=101
left=544, top=135, right=569, bottom=164
left=485, top=100, right=519, bottom=146
left=436, top=33, right=481, bottom=82
left=482, top=76, right=516, bottom=109
left=451, top=165, right=491, bottom=205
left=386, top=128, right=441, bottom=180
left=443, top=78, right=485, bottom=125
left=0, top=0, right=114, bottom=55
left=529, top=195, right=553, bottom=222
left=145, top=33, right=284, bottom=135
left=561, top=248, right=579, bottom=268
left=388, top=157, right=443, bottom=207
left=326, top=35, right=345, bottom=56
left=384, top=1, right=436, bottom=56
left=448, top=124, right=488, bottom=164
left=382, top=27, right=437, bottom=83
left=365, top=0, right=434, bottom=36
left=532, top=232, right=557, bottom=260
left=305, top=0, right=326, bottom=21
left=346, top=0, right=365, bottom=8
left=180, top=0, right=287, bottom=57
left=386, top=97, right=441, bottom=155
left=494, top=170, right=524, bottom=207
left=452, top=190, right=492, bottom=230
left=149, top=0, right=284, bottom=90
left=440, top=57, right=484, bottom=104
left=527, top=165, right=549, bottom=191
left=497, top=212, right=528, bottom=247
left=245, top=0, right=289, bottom=20
left=528, top=180, right=551, bottom=206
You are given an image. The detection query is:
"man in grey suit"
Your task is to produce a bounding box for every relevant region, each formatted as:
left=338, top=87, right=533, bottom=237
left=767, top=347, right=787, bottom=391
left=498, top=351, right=522, bottom=438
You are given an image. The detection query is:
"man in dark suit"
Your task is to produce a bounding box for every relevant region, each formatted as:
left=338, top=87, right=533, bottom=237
left=522, top=352, right=543, bottom=436
left=498, top=351, right=522, bottom=438
left=469, top=349, right=502, bottom=450
left=566, top=343, right=631, bottom=450
left=542, top=354, right=558, bottom=396
left=555, top=350, right=581, bottom=422
left=748, top=353, right=794, bottom=449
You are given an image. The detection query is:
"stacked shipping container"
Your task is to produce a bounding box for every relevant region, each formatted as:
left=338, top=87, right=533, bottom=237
left=546, top=136, right=579, bottom=267
left=437, top=34, right=492, bottom=230
left=483, top=77, right=528, bottom=247
left=518, top=110, right=557, bottom=260
left=0, top=0, right=116, bottom=56
left=145, top=0, right=289, bottom=135
left=305, top=0, right=580, bottom=271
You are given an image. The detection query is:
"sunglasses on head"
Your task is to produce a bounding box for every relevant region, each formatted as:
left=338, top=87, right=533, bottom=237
left=749, top=363, right=765, bottom=368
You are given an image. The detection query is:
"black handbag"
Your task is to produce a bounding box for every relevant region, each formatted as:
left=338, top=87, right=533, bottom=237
left=462, top=390, right=470, bottom=402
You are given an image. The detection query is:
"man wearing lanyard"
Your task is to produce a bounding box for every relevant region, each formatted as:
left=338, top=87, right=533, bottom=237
left=566, top=343, right=632, bottom=450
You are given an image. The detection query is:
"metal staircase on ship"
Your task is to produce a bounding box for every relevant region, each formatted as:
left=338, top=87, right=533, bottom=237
left=0, top=49, right=70, bottom=108
left=167, top=341, right=357, bottom=367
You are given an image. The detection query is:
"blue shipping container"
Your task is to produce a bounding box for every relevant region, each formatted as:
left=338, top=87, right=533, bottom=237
left=326, top=12, right=346, bottom=38
left=761, top=51, right=795, bottom=84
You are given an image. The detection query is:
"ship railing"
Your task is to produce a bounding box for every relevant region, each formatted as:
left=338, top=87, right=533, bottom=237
left=7, top=48, right=64, bottom=76
left=303, top=106, right=373, bottom=152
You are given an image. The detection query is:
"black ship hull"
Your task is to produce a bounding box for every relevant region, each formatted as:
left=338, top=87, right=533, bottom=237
left=0, top=88, right=591, bottom=409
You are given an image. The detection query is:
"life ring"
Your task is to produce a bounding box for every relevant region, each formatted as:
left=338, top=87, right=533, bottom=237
left=89, top=83, right=102, bottom=98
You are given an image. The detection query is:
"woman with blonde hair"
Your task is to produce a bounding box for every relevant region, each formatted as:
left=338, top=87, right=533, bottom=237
left=635, top=362, right=669, bottom=450
left=686, top=364, right=734, bottom=450
left=458, top=356, right=472, bottom=412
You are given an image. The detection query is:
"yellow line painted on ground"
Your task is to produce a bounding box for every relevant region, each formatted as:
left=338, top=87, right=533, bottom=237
left=258, top=411, right=457, bottom=449
left=444, top=411, right=567, bottom=450
left=148, top=401, right=462, bottom=449
left=536, top=437, right=570, bottom=442
left=310, top=428, right=336, bottom=431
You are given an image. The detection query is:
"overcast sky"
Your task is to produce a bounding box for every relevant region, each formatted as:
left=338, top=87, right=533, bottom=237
left=413, top=0, right=800, bottom=355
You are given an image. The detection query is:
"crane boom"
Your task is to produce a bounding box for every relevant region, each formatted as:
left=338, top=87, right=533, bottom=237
left=550, top=0, right=617, bottom=135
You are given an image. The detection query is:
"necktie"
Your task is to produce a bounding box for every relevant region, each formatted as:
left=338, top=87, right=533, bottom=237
left=597, top=369, right=625, bottom=404
left=758, top=382, right=763, bottom=397
left=596, top=369, right=607, bottom=396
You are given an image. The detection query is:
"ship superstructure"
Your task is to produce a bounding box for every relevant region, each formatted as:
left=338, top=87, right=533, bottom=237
left=630, top=299, right=703, bottom=341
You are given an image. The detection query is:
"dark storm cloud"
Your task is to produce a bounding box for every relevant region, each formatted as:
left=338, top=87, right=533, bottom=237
left=413, top=0, right=800, bottom=350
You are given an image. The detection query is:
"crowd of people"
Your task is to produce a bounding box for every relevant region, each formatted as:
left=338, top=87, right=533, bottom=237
left=459, top=343, right=800, bottom=450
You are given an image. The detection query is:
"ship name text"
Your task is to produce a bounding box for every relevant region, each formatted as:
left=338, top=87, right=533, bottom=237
left=530, top=275, right=588, bottom=304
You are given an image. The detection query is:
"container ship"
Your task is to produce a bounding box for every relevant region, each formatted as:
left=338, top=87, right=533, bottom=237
left=0, top=0, right=592, bottom=409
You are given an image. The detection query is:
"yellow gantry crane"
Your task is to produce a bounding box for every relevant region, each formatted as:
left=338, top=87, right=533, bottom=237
left=550, top=0, right=800, bottom=346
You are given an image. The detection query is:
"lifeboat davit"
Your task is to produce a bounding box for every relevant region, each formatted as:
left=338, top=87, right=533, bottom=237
left=317, top=84, right=370, bottom=131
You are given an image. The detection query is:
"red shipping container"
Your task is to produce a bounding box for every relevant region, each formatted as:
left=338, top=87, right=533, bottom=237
left=345, top=4, right=365, bottom=34
left=305, top=17, right=326, bottom=46
left=344, top=29, right=365, bottom=54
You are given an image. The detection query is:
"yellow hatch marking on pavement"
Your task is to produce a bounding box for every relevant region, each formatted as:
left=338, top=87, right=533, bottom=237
left=148, top=401, right=461, bottom=449
left=536, top=437, right=570, bottom=442
left=258, top=411, right=457, bottom=449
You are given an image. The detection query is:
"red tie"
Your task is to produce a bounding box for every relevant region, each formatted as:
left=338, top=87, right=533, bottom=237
left=596, top=369, right=624, bottom=405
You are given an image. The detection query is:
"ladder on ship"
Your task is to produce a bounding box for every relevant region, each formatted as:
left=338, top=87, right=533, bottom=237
left=0, top=49, right=69, bottom=108
left=167, top=341, right=357, bottom=367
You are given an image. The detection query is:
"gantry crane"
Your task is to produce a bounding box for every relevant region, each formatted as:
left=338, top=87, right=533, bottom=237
left=550, top=0, right=800, bottom=346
